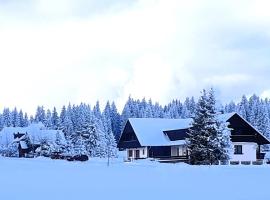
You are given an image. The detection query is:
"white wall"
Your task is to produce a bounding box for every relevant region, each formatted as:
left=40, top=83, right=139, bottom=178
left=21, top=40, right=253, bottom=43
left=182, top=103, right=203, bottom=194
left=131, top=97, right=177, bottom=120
left=230, top=142, right=258, bottom=161
left=127, top=147, right=148, bottom=159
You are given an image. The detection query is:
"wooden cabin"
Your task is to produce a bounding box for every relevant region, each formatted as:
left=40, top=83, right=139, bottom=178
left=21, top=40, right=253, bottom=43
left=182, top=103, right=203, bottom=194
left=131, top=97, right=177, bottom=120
left=13, top=132, right=40, bottom=157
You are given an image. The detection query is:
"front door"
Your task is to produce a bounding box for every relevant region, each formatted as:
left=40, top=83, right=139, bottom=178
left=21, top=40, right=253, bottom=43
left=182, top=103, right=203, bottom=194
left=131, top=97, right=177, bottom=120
left=135, top=150, right=140, bottom=159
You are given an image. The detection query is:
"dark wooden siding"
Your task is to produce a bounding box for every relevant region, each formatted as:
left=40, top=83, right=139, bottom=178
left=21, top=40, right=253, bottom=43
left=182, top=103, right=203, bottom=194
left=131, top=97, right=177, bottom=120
left=117, top=120, right=142, bottom=149
left=148, top=146, right=171, bottom=158
left=228, top=114, right=270, bottom=145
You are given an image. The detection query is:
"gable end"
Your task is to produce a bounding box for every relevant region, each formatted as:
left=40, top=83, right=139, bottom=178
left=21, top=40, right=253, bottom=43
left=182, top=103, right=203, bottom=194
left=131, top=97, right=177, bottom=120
left=228, top=113, right=270, bottom=145
left=117, top=120, right=142, bottom=149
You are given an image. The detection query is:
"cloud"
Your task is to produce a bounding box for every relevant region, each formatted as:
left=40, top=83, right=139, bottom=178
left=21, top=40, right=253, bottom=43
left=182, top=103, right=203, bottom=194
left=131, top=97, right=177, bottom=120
left=0, top=0, right=270, bottom=113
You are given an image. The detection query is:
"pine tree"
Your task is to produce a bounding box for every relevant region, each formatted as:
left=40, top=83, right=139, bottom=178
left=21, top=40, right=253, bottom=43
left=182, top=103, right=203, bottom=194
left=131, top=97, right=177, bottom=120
left=18, top=110, right=24, bottom=127
left=249, top=94, right=260, bottom=128
left=189, top=97, right=196, bottom=117
left=182, top=98, right=191, bottom=118
left=11, top=107, right=20, bottom=127
left=73, top=121, right=98, bottom=157
left=187, top=89, right=231, bottom=165
left=187, top=90, right=210, bottom=165
left=225, top=101, right=236, bottom=113
left=29, top=115, right=35, bottom=124
left=59, top=106, right=67, bottom=126
left=237, top=95, right=249, bottom=121
left=35, top=106, right=46, bottom=124
left=165, top=100, right=181, bottom=119
left=207, top=88, right=231, bottom=163
left=93, top=101, right=102, bottom=120
left=257, top=102, right=270, bottom=151
left=51, top=131, right=64, bottom=153
left=104, top=122, right=117, bottom=166
left=51, top=107, right=60, bottom=130
left=45, top=109, right=52, bottom=128
left=110, top=102, right=121, bottom=142
left=0, top=114, right=4, bottom=130
left=2, top=108, right=11, bottom=127
left=121, top=97, right=133, bottom=130
left=24, top=113, right=29, bottom=127
left=61, top=114, right=74, bottom=138
left=103, top=101, right=112, bottom=133
left=102, top=107, right=117, bottom=165
left=72, top=133, right=87, bottom=156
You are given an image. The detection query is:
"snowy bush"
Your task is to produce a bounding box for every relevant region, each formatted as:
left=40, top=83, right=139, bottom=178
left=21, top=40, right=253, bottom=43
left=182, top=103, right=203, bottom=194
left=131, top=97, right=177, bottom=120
left=0, top=143, right=19, bottom=157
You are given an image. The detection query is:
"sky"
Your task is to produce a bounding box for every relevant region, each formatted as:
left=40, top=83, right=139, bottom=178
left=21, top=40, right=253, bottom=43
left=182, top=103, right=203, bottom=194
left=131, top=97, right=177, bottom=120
left=0, top=0, right=270, bottom=114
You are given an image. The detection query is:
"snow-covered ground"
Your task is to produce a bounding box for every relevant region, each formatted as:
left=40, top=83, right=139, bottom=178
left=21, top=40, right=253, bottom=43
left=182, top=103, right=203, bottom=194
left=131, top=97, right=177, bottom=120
left=0, top=157, right=269, bottom=200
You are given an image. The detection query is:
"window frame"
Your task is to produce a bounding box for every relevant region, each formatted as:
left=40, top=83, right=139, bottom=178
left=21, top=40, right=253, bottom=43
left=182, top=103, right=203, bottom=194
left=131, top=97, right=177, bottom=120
left=128, top=149, right=133, bottom=157
left=234, top=145, right=243, bottom=155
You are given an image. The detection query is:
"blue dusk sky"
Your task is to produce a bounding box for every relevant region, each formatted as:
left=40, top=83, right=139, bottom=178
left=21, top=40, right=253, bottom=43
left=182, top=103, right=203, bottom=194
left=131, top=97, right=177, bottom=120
left=0, top=0, right=270, bottom=113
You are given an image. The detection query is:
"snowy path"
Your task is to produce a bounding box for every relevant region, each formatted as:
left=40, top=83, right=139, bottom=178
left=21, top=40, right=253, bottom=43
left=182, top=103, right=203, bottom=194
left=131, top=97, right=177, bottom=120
left=0, top=157, right=269, bottom=200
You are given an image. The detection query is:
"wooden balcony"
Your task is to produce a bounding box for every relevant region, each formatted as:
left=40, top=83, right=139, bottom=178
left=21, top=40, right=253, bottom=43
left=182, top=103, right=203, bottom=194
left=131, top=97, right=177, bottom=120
left=157, top=156, right=189, bottom=163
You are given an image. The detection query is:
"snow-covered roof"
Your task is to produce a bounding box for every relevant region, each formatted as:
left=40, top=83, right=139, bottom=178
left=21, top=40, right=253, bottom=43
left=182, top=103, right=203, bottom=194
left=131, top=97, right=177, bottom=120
left=13, top=134, right=26, bottom=142
left=129, top=118, right=193, bottom=146
left=0, top=123, right=65, bottom=146
left=128, top=113, right=236, bottom=147
left=217, top=112, right=236, bottom=122
left=20, top=141, right=28, bottom=149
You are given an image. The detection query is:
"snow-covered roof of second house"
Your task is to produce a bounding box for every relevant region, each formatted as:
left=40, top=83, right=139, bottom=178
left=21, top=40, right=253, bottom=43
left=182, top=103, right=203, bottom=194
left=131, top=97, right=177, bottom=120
left=0, top=122, right=66, bottom=146
left=128, top=113, right=236, bottom=147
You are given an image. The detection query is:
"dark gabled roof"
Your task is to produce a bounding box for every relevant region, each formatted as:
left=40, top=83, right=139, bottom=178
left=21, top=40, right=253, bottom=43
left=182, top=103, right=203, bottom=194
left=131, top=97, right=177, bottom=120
left=164, top=129, right=189, bottom=141
left=227, top=113, right=270, bottom=145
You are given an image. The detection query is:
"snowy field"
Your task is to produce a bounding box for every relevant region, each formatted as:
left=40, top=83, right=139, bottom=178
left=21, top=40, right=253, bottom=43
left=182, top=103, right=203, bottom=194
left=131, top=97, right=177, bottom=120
left=0, top=157, right=270, bottom=200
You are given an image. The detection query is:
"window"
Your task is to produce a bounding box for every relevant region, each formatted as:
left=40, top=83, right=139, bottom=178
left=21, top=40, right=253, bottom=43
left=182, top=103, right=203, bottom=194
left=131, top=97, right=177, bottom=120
left=142, top=149, right=145, bottom=155
left=128, top=150, right=133, bottom=157
left=182, top=147, right=187, bottom=156
left=135, top=150, right=140, bottom=158
left=234, top=145, right=243, bottom=155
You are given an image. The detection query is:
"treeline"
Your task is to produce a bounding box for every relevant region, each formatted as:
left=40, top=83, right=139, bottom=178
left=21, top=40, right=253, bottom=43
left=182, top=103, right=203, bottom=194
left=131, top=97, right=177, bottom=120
left=0, top=93, right=269, bottom=157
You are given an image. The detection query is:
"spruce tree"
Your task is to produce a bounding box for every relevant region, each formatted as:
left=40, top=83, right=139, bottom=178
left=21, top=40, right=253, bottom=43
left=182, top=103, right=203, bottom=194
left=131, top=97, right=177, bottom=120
left=207, top=88, right=231, bottom=163
left=11, top=108, right=20, bottom=127
left=24, top=113, right=29, bottom=127
left=2, top=108, right=11, bottom=127
left=187, top=89, right=231, bottom=165
left=45, top=109, right=52, bottom=128
left=237, top=95, right=250, bottom=121
left=35, top=106, right=46, bottom=124
left=51, top=107, right=60, bottom=130
left=18, top=110, right=24, bottom=127
left=110, top=102, right=121, bottom=142
left=51, top=131, right=63, bottom=153
left=0, top=114, right=4, bottom=130
left=187, top=90, right=210, bottom=165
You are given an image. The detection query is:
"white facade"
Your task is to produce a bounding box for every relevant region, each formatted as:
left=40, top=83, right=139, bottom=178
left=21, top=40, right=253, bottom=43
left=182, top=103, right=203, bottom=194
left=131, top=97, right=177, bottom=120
left=127, top=147, right=148, bottom=159
left=126, top=143, right=259, bottom=161
left=230, top=142, right=258, bottom=161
